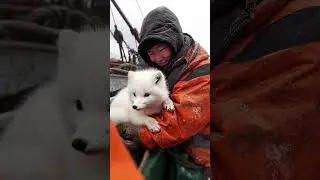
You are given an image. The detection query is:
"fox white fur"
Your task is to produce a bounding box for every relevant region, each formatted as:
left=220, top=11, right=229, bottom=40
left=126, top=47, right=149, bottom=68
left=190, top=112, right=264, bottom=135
left=110, top=68, right=174, bottom=132
left=0, top=27, right=109, bottom=180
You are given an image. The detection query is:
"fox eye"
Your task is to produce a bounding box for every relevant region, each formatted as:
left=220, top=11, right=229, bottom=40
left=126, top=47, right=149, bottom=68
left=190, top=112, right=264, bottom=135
left=133, top=93, right=136, bottom=97
left=75, top=99, right=83, bottom=111
left=144, top=93, right=150, bottom=97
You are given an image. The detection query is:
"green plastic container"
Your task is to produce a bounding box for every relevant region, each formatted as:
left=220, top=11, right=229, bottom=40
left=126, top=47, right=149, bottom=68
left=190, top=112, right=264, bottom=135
left=142, top=149, right=205, bottom=180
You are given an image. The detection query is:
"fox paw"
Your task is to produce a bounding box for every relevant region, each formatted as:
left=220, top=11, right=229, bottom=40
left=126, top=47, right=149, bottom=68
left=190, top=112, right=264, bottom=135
left=145, top=118, right=160, bottom=133
left=163, top=99, right=175, bottom=112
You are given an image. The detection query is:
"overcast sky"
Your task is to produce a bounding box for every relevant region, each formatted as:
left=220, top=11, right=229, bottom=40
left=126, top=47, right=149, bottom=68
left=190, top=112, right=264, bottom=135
left=109, top=0, right=210, bottom=60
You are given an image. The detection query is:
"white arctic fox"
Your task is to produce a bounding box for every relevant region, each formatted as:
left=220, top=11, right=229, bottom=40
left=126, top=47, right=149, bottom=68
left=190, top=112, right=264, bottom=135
left=0, top=27, right=109, bottom=180
left=110, top=68, right=175, bottom=132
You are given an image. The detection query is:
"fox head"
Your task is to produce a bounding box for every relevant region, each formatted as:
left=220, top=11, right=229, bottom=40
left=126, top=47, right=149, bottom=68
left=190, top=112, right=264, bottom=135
left=127, top=68, right=169, bottom=110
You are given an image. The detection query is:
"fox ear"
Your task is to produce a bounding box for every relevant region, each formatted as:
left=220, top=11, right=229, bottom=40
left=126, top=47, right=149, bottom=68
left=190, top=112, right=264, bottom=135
left=154, top=71, right=162, bottom=85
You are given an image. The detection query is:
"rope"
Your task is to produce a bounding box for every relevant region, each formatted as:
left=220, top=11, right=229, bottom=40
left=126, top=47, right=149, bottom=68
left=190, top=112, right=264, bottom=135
left=109, top=28, right=131, bottom=50
left=134, top=40, right=138, bottom=49
left=135, top=0, right=144, bottom=18
left=109, top=0, right=141, bottom=63
left=110, top=4, right=116, bottom=26
left=110, top=3, right=131, bottom=49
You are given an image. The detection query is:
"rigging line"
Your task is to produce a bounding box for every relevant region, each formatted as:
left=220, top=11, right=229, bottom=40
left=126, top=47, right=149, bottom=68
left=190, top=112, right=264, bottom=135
left=135, top=0, right=144, bottom=18
left=110, top=0, right=132, bottom=50
left=110, top=3, right=116, bottom=25
left=134, top=40, right=138, bottom=49
left=109, top=29, right=131, bottom=50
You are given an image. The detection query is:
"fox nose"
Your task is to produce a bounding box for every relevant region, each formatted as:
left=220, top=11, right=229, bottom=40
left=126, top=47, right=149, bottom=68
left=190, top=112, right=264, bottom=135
left=132, top=105, right=137, bottom=109
left=72, top=138, right=88, bottom=152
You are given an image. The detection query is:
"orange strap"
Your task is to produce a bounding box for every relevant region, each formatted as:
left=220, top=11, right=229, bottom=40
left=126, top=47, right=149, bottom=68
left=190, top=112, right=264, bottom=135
left=110, top=122, right=144, bottom=180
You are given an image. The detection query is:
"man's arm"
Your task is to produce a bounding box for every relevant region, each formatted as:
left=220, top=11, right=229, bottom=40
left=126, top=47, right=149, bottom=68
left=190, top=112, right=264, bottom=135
left=139, top=72, right=210, bottom=149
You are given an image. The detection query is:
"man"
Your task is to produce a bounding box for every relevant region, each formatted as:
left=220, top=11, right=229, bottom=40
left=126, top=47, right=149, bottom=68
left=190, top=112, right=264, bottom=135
left=119, top=6, right=210, bottom=179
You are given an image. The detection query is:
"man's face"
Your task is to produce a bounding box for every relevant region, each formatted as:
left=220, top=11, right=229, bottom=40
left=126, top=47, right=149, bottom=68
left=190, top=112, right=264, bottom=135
left=147, top=43, right=173, bottom=66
